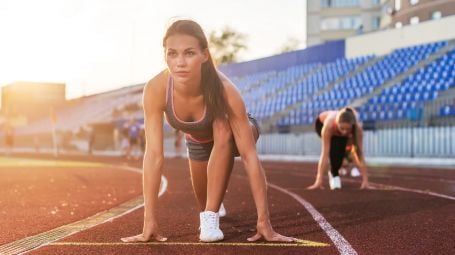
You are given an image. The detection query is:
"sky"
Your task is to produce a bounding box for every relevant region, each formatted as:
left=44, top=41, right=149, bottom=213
left=0, top=0, right=307, bottom=99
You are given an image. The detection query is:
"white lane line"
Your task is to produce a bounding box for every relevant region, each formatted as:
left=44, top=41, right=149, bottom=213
left=276, top=168, right=455, bottom=185
left=371, top=175, right=455, bottom=185
left=235, top=175, right=357, bottom=255
left=267, top=183, right=358, bottom=255
left=106, top=164, right=168, bottom=197
left=110, top=164, right=143, bottom=174
left=286, top=171, right=455, bottom=201
left=341, top=179, right=455, bottom=201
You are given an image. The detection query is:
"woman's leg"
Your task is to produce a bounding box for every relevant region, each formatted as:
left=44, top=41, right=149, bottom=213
left=187, top=116, right=259, bottom=213
left=329, top=136, right=348, bottom=177
left=205, top=118, right=235, bottom=213
left=188, top=159, right=209, bottom=211
left=205, top=117, right=259, bottom=212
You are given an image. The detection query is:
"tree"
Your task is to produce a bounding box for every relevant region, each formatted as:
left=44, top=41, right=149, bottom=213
left=208, top=26, right=247, bottom=65
left=277, top=36, right=302, bottom=54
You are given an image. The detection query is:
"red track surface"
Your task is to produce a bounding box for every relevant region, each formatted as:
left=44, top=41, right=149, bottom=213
left=1, top=154, right=454, bottom=254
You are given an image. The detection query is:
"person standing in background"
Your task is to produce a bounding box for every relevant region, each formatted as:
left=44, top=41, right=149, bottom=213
left=126, top=118, right=141, bottom=160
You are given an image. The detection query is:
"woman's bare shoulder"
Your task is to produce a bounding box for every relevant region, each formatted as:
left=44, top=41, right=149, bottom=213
left=324, top=113, right=336, bottom=126
left=217, top=71, right=240, bottom=97
left=144, top=70, right=168, bottom=93
left=321, top=114, right=335, bottom=137
left=143, top=70, right=169, bottom=108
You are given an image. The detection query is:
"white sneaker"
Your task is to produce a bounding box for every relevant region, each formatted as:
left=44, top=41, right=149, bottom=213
left=199, top=211, right=224, bottom=242
left=328, top=172, right=341, bottom=190
left=218, top=203, right=226, bottom=218
left=328, top=171, right=335, bottom=190
left=333, top=176, right=342, bottom=189
left=350, top=167, right=361, bottom=177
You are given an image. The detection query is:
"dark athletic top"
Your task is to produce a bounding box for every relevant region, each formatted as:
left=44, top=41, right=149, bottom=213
left=318, top=111, right=352, bottom=138
left=164, top=77, right=214, bottom=143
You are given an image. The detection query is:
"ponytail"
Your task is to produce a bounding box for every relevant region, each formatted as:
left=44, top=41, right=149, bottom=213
left=201, top=55, right=227, bottom=119
left=339, top=107, right=363, bottom=159
left=345, top=107, right=354, bottom=113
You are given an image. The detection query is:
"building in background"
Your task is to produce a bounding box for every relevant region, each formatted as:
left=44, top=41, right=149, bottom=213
left=307, top=0, right=383, bottom=46
left=307, top=0, right=455, bottom=47
left=1, top=81, right=66, bottom=125
left=386, top=0, right=455, bottom=29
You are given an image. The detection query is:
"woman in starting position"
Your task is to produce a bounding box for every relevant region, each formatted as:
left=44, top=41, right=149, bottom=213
left=121, top=19, right=295, bottom=243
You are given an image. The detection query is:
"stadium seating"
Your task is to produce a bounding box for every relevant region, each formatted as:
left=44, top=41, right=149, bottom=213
left=439, top=104, right=455, bottom=116
left=275, top=41, right=450, bottom=126
left=359, top=46, right=454, bottom=122
left=248, top=56, right=371, bottom=122
left=19, top=40, right=453, bottom=136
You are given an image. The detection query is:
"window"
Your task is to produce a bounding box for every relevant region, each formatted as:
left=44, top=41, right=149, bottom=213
left=321, top=16, right=362, bottom=30
left=395, top=22, right=403, bottom=28
left=372, top=17, right=381, bottom=30
left=395, top=0, right=401, bottom=11
left=321, top=0, right=360, bottom=8
left=341, top=18, right=352, bottom=29
left=410, top=16, right=419, bottom=25
left=350, top=16, right=362, bottom=29
left=431, top=11, right=442, bottom=20
left=321, top=18, right=340, bottom=30
left=321, top=0, right=330, bottom=8
left=371, top=0, right=380, bottom=5
left=409, top=0, right=419, bottom=5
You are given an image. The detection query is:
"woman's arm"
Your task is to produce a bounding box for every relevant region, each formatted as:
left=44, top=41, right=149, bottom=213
left=221, top=76, right=294, bottom=242
left=352, top=124, right=369, bottom=189
left=122, top=73, right=167, bottom=242
left=307, top=124, right=332, bottom=189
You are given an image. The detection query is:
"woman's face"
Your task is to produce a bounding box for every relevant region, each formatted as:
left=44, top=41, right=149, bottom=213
left=165, top=34, right=208, bottom=83
left=337, top=122, right=353, bottom=136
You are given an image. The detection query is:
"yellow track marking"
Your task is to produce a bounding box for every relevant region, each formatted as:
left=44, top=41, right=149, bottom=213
left=49, top=239, right=330, bottom=247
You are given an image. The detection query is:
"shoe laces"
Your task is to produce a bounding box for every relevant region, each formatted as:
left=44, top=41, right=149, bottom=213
left=202, top=212, right=219, bottom=230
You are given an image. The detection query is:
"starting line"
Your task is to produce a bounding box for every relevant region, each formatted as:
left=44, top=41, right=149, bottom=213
left=49, top=239, right=330, bottom=247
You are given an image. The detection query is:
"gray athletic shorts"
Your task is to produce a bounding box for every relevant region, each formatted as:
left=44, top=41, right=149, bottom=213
left=185, top=114, right=260, bottom=161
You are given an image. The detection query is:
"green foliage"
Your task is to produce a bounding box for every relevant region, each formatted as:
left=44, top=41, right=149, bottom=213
left=208, top=26, right=248, bottom=65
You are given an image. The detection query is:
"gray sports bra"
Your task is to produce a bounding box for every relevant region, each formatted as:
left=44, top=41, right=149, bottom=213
left=164, top=77, right=214, bottom=142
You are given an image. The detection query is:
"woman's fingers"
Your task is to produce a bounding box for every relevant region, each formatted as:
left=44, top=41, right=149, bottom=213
left=268, top=234, right=296, bottom=242
left=155, top=234, right=168, bottom=242
left=306, top=184, right=324, bottom=190
left=121, top=233, right=168, bottom=243
left=247, top=233, right=262, bottom=242
left=121, top=234, right=148, bottom=243
left=360, top=182, right=369, bottom=189
left=248, top=230, right=296, bottom=243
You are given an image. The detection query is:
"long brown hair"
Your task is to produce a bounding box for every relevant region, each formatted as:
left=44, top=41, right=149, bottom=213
left=338, top=107, right=363, bottom=159
left=162, top=19, right=227, bottom=119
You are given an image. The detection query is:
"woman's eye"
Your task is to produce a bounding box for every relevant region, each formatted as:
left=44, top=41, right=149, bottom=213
left=167, top=52, right=177, bottom=57
left=186, top=51, right=195, bottom=56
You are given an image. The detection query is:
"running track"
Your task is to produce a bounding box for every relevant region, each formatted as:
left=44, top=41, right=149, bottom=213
left=0, top=154, right=454, bottom=254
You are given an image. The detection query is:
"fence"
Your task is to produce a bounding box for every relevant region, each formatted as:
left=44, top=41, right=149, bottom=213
left=253, top=126, right=455, bottom=158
